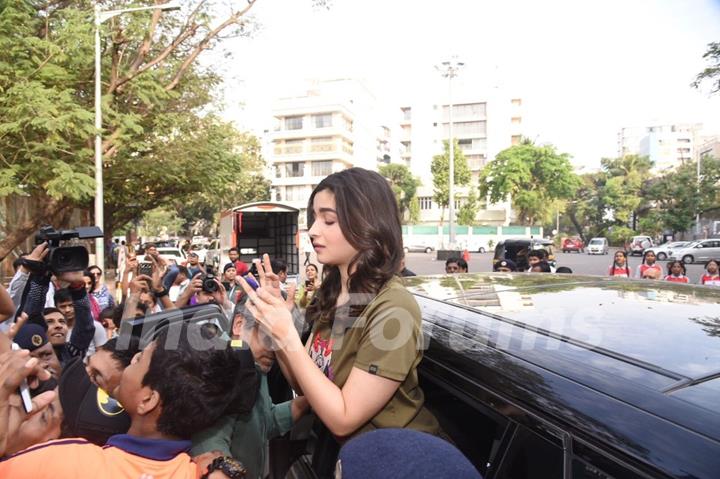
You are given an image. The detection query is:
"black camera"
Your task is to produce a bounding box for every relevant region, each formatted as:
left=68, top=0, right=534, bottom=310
left=201, top=273, right=219, bottom=293
left=35, top=225, right=104, bottom=274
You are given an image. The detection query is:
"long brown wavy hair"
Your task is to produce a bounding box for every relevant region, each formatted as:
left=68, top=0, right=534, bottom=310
left=305, top=168, right=403, bottom=324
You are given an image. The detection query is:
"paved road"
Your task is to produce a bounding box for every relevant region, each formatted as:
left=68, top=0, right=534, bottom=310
left=404, top=248, right=710, bottom=283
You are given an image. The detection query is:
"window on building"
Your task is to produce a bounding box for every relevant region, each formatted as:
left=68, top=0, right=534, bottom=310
left=678, top=138, right=691, bottom=143
left=311, top=137, right=333, bottom=143
left=274, top=165, right=282, bottom=178
left=512, top=135, right=522, bottom=146
left=311, top=161, right=333, bottom=177
left=419, top=197, right=433, bottom=210
left=314, top=113, right=332, bottom=128
left=444, top=121, right=486, bottom=137
left=443, top=103, right=486, bottom=119
left=511, top=98, right=522, bottom=106
left=285, top=116, right=303, bottom=130
left=285, top=185, right=307, bottom=202
left=458, top=139, right=473, bottom=150
left=512, top=117, right=522, bottom=125
left=472, top=138, right=487, bottom=150
left=402, top=108, right=412, bottom=121
left=284, top=162, right=304, bottom=178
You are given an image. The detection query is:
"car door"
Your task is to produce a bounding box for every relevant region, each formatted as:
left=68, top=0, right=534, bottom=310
left=702, top=240, right=720, bottom=262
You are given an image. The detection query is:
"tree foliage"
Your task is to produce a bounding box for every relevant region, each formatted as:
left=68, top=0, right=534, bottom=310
left=0, top=0, right=268, bottom=258
left=431, top=139, right=471, bottom=223
left=566, top=154, right=720, bottom=243
left=378, top=163, right=421, bottom=224
left=692, top=41, right=720, bottom=94
left=456, top=188, right=479, bottom=226
left=478, top=138, right=579, bottom=225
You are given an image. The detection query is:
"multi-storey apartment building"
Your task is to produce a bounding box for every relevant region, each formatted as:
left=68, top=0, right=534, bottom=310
left=402, top=92, right=524, bottom=226
left=268, top=79, right=390, bottom=227
left=617, top=123, right=703, bottom=172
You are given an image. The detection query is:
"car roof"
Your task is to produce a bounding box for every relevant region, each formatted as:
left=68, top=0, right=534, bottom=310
left=406, top=273, right=720, bottom=379
left=405, top=274, right=720, bottom=431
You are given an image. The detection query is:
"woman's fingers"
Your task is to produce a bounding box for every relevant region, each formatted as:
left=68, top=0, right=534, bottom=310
left=254, top=258, right=267, bottom=288
left=285, top=283, right=297, bottom=311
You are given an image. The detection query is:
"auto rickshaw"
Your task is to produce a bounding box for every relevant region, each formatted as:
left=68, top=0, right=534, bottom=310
left=492, top=238, right=556, bottom=271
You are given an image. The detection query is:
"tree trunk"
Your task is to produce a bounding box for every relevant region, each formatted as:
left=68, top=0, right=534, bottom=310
left=0, top=197, right=70, bottom=261
left=567, top=210, right=587, bottom=244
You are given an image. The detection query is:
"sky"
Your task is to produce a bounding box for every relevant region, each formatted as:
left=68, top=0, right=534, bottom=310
left=207, top=0, right=720, bottom=169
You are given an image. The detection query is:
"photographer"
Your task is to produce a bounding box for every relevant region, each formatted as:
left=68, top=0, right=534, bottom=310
left=17, top=243, right=96, bottom=367
left=175, top=272, right=233, bottom=319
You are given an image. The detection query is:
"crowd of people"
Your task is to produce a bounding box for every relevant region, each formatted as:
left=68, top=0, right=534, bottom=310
left=0, top=168, right=483, bottom=479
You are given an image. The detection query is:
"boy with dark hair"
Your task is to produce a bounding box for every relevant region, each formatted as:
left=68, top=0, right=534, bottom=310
left=270, top=258, right=288, bottom=291
left=530, top=261, right=552, bottom=273
left=445, top=257, right=468, bottom=273
left=228, top=247, right=249, bottom=276
left=0, top=323, right=260, bottom=478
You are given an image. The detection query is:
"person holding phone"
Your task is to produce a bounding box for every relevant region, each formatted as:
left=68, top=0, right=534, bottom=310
left=298, top=263, right=320, bottom=309
left=238, top=168, right=439, bottom=475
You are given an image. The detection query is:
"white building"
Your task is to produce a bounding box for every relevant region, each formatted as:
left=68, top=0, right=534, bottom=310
left=401, top=91, right=524, bottom=226
left=617, top=123, right=703, bottom=172
left=267, top=79, right=392, bottom=227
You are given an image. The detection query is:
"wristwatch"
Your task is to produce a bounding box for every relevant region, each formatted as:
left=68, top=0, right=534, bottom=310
left=153, top=287, right=169, bottom=298
left=201, top=456, right=247, bottom=479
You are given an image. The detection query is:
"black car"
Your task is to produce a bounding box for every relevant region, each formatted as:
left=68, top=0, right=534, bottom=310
left=402, top=273, right=720, bottom=479
left=275, top=274, right=720, bottom=479
left=493, top=238, right=556, bottom=270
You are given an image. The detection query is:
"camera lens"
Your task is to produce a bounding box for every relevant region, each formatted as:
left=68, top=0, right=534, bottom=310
left=202, top=275, right=218, bottom=293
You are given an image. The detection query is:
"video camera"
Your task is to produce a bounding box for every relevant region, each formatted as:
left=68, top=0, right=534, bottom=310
left=35, top=225, right=104, bottom=274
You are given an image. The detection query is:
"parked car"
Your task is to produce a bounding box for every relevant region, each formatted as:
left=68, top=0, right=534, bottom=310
left=274, top=274, right=720, bottom=478
left=493, top=238, right=556, bottom=270
left=645, top=241, right=692, bottom=261
left=627, top=235, right=654, bottom=256
left=669, top=239, right=720, bottom=264
left=136, top=246, right=186, bottom=266
left=561, top=236, right=584, bottom=253
left=586, top=237, right=609, bottom=255
left=403, top=243, right=435, bottom=254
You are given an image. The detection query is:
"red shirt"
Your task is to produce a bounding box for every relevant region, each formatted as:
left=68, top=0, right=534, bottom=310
left=637, top=264, right=663, bottom=279
left=664, top=275, right=689, bottom=283
left=700, top=274, right=720, bottom=286
left=234, top=260, right=249, bottom=276
left=608, top=264, right=630, bottom=277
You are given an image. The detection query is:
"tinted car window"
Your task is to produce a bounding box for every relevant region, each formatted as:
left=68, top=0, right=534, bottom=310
left=420, top=373, right=508, bottom=475
left=495, top=425, right=564, bottom=479
left=571, top=441, right=648, bottom=479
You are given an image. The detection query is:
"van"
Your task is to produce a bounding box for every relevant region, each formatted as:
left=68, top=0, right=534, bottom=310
left=586, top=237, right=609, bottom=255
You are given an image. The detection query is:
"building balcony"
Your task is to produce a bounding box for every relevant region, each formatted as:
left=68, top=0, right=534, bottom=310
left=271, top=125, right=353, bottom=142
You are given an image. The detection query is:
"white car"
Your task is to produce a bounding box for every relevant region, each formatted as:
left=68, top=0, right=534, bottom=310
left=137, top=247, right=187, bottom=266
left=586, top=237, right=609, bottom=255
left=644, top=241, right=691, bottom=261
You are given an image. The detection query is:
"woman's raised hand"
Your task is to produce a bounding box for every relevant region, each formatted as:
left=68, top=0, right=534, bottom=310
left=237, top=254, right=300, bottom=349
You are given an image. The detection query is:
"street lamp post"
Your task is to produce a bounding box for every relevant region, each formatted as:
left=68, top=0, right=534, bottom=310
left=93, top=1, right=181, bottom=272
left=436, top=58, right=464, bottom=249
left=696, top=154, right=702, bottom=237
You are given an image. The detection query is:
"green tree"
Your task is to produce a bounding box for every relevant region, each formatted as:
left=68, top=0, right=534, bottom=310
left=0, top=0, right=268, bottom=259
left=692, top=41, right=720, bottom=94
left=139, top=207, right=185, bottom=238
left=378, top=163, right=421, bottom=223
left=645, top=156, right=720, bottom=235
left=478, top=138, right=579, bottom=226
left=456, top=188, right=479, bottom=226
left=431, top=139, right=471, bottom=224
left=599, top=154, right=654, bottom=228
